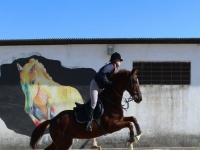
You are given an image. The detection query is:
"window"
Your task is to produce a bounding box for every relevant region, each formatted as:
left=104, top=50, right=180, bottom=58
left=133, top=62, right=191, bottom=85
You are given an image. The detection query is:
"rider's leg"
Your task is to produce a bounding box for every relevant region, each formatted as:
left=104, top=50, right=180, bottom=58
left=90, top=79, right=99, bottom=109
left=86, top=79, right=99, bottom=131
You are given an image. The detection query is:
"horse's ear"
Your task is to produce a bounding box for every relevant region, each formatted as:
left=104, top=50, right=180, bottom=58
left=30, top=64, right=35, bottom=72
left=131, top=68, right=138, bottom=76
left=17, top=63, right=23, bottom=72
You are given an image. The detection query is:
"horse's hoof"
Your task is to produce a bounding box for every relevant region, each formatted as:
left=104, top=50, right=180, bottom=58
left=125, top=141, right=134, bottom=150
left=134, top=134, right=141, bottom=143
left=125, top=141, right=131, bottom=148
left=130, top=137, right=135, bottom=143
left=90, top=145, right=99, bottom=149
left=137, top=129, right=142, bottom=135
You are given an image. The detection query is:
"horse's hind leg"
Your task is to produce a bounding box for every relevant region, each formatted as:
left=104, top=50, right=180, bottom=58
left=64, top=138, right=73, bottom=150
left=44, top=143, right=56, bottom=150
left=52, top=135, right=73, bottom=150
left=92, top=138, right=99, bottom=148
left=56, top=138, right=73, bottom=150
left=46, top=141, right=72, bottom=150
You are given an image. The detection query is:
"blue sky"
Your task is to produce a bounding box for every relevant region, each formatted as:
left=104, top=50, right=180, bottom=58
left=0, top=0, right=200, bottom=39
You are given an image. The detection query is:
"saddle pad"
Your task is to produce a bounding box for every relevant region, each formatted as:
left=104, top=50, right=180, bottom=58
left=74, top=98, right=104, bottom=123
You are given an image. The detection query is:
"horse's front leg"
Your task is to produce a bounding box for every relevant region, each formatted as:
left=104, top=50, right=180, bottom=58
left=113, top=121, right=135, bottom=143
left=123, top=116, right=142, bottom=135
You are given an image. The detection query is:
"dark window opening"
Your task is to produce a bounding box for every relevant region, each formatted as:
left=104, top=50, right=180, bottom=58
left=133, top=62, right=191, bottom=85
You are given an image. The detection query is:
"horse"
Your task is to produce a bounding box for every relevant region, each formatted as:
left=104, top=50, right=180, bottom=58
left=30, top=68, right=142, bottom=150
left=17, top=58, right=83, bottom=126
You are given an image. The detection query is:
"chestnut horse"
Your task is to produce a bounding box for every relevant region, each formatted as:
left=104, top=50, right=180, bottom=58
left=30, top=68, right=142, bottom=150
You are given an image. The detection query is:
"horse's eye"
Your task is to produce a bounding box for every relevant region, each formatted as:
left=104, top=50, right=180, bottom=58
left=30, top=80, right=35, bottom=85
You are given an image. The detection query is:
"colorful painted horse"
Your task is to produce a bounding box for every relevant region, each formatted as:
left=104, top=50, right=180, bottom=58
left=30, top=68, right=142, bottom=150
left=17, top=58, right=83, bottom=126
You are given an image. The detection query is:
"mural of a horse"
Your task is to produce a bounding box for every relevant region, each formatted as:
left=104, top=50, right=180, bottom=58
left=30, top=68, right=142, bottom=150
left=17, top=58, right=83, bottom=126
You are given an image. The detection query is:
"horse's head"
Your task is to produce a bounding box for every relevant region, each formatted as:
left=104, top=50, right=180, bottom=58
left=109, top=68, right=142, bottom=104
left=126, top=68, right=142, bottom=103
left=17, top=59, right=39, bottom=114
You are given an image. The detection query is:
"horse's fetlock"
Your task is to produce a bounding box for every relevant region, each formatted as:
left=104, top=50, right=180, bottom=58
left=129, top=137, right=135, bottom=143
left=129, top=130, right=135, bottom=142
left=134, top=123, right=141, bottom=135
left=130, top=130, right=134, bottom=138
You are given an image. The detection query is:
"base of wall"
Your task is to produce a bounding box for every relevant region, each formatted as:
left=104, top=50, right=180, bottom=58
left=1, top=134, right=200, bottom=149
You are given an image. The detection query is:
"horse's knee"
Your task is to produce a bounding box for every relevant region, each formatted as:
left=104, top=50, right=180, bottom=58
left=129, top=122, right=134, bottom=130
left=132, top=117, right=138, bottom=123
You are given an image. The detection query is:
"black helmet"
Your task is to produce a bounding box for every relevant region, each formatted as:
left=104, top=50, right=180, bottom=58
left=109, top=52, right=123, bottom=63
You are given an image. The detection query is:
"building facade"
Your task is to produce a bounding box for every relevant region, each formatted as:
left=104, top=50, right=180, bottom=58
left=0, top=38, right=200, bottom=148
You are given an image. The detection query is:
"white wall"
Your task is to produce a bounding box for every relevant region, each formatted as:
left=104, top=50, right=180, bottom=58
left=1, top=44, right=200, bottom=147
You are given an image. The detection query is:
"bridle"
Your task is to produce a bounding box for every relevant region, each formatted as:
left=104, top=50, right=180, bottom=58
left=129, top=75, right=141, bottom=97
left=122, top=75, right=141, bottom=110
left=103, top=74, right=141, bottom=111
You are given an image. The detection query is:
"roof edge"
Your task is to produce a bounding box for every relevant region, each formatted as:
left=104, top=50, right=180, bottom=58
left=1, top=38, right=200, bottom=46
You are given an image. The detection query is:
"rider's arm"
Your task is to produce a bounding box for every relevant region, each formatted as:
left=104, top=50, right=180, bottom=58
left=99, top=64, right=114, bottom=85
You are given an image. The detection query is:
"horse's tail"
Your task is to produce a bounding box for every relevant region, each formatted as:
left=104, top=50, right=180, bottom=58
left=30, top=120, right=51, bottom=149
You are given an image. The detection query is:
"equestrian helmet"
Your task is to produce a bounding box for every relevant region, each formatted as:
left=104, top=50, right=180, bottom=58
left=109, top=52, right=123, bottom=63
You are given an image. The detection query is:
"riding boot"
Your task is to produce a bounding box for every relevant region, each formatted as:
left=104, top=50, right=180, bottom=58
left=85, top=106, right=94, bottom=131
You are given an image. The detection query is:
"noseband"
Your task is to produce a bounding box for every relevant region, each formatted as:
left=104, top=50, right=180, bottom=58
left=130, top=75, right=141, bottom=96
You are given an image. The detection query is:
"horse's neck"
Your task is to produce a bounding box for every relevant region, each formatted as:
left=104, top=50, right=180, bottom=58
left=101, top=87, right=124, bottom=117
left=110, top=71, right=129, bottom=97
left=102, top=84, right=124, bottom=105
left=103, top=72, right=130, bottom=109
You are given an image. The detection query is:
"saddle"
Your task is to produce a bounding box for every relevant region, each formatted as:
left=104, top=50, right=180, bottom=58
left=74, top=97, right=104, bottom=123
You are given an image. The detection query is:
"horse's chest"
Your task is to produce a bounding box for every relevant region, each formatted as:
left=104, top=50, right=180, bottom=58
left=108, top=109, right=123, bottom=119
left=110, top=113, right=123, bottom=119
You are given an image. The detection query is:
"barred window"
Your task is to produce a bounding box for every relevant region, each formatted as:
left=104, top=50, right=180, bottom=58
left=133, top=62, right=191, bottom=85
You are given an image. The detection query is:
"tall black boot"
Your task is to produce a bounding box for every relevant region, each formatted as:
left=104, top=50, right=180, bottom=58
left=85, top=106, right=94, bottom=131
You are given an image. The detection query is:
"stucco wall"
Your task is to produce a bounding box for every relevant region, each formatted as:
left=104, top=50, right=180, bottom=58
left=0, top=44, right=200, bottom=148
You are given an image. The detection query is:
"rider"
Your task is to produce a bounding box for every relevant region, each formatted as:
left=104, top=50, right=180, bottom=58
left=86, top=52, right=123, bottom=131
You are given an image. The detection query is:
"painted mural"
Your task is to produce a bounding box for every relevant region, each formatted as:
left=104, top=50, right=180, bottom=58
left=17, top=58, right=84, bottom=126
left=0, top=55, right=96, bottom=136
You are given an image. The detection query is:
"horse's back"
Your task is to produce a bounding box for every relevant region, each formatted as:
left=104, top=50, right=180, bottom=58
left=52, top=110, right=75, bottom=121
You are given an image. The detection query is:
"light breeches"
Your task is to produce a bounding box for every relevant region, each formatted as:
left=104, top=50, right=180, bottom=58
left=90, top=79, right=102, bottom=109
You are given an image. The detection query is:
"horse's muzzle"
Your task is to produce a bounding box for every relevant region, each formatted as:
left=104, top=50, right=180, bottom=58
left=134, top=94, right=142, bottom=103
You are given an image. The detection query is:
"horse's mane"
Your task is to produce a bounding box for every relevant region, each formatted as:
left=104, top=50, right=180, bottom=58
left=29, top=58, right=52, bottom=80
left=110, top=69, right=130, bottom=82
left=102, top=69, right=130, bottom=93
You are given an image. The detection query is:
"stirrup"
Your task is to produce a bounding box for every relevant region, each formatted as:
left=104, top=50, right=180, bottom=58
left=86, top=121, right=93, bottom=131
